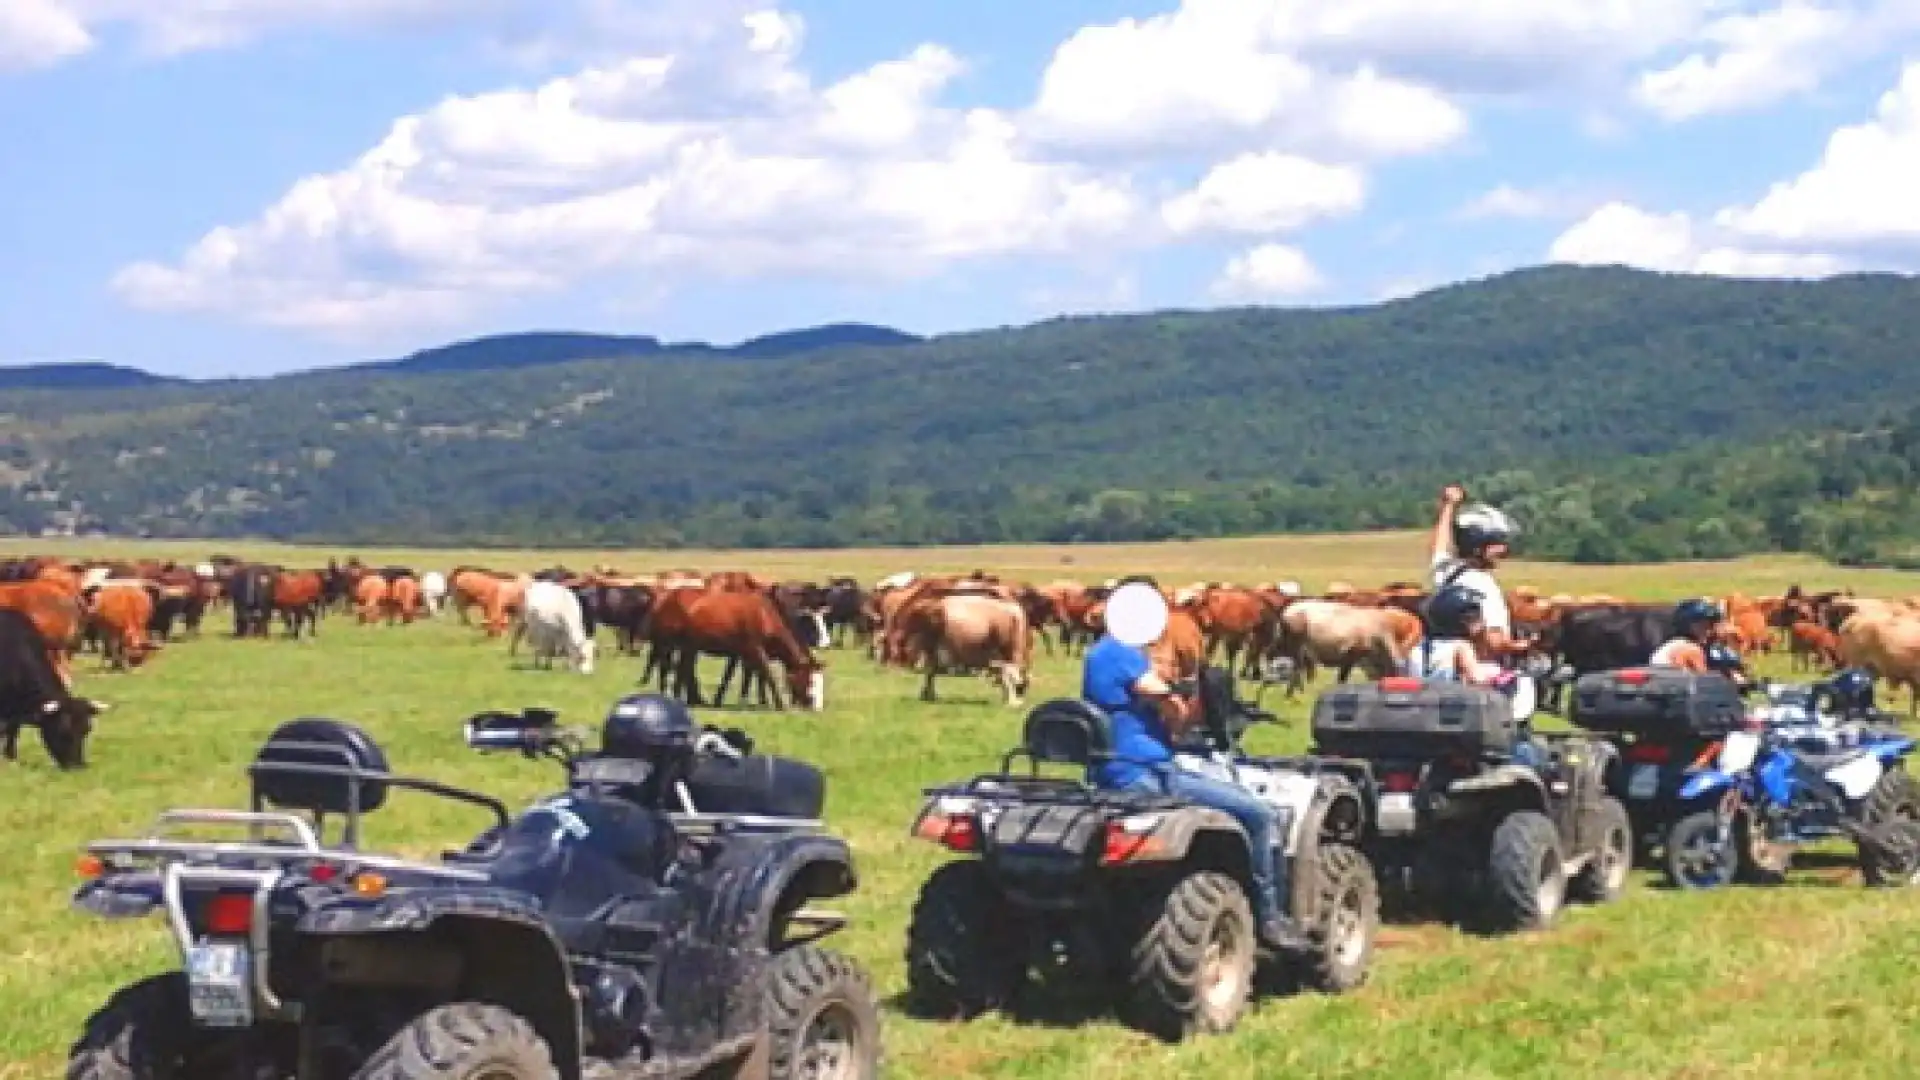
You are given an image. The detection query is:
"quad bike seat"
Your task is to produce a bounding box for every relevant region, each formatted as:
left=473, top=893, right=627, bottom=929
left=683, top=753, right=826, bottom=820
left=1022, top=698, right=1117, bottom=767
left=250, top=717, right=392, bottom=815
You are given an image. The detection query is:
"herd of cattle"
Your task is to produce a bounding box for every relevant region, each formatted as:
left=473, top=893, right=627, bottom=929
left=0, top=553, right=1915, bottom=773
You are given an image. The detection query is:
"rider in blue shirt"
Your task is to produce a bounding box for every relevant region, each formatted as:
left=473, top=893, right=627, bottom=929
left=1084, top=578, right=1291, bottom=946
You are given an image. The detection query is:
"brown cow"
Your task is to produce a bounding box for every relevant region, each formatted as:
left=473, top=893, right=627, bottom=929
left=1189, top=586, right=1269, bottom=678
left=909, top=592, right=1031, bottom=706
left=1150, top=608, right=1206, bottom=682
left=663, top=589, right=824, bottom=711
left=273, top=570, right=326, bottom=637
left=89, top=582, right=157, bottom=671
left=0, top=580, right=85, bottom=686
left=389, top=575, right=422, bottom=624
left=1788, top=620, right=1845, bottom=673
left=354, top=575, right=391, bottom=624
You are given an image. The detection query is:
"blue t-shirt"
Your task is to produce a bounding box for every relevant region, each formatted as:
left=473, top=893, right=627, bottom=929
left=1082, top=634, right=1172, bottom=789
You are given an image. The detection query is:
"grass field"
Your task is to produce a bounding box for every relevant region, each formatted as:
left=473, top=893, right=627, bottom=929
left=4, top=533, right=1920, bottom=1079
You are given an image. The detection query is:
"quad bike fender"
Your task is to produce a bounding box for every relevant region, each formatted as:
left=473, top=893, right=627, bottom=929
left=707, top=833, right=860, bottom=950
left=1287, top=775, right=1367, bottom=920
left=1445, top=764, right=1549, bottom=812
left=300, top=891, right=582, bottom=1080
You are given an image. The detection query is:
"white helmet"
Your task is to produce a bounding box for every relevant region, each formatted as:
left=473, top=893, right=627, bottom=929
left=1453, top=504, right=1518, bottom=556
left=1104, top=582, right=1169, bottom=647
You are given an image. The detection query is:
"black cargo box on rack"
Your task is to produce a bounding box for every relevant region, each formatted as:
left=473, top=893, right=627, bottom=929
left=1310, top=677, right=1517, bottom=760
left=1567, top=668, right=1746, bottom=739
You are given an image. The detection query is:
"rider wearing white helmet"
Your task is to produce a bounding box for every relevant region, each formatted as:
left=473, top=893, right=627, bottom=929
left=1430, top=484, right=1529, bottom=663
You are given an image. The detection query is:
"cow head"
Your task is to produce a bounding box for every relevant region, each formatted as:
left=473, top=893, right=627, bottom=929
left=786, top=659, right=826, bottom=712
left=38, top=696, right=107, bottom=770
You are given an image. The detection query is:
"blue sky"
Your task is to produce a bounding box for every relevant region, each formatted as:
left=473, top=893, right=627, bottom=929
left=5, top=0, right=1920, bottom=377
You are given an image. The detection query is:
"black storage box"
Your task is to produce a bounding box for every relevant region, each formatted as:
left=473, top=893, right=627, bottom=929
left=1567, top=668, right=1746, bottom=739
left=1310, top=679, right=1517, bottom=760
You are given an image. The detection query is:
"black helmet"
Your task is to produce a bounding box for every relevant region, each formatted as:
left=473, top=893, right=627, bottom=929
left=1671, top=598, right=1722, bottom=638
left=1425, top=584, right=1484, bottom=639
left=1827, top=668, right=1876, bottom=714
left=1452, top=504, right=1517, bottom=558
left=602, top=693, right=695, bottom=762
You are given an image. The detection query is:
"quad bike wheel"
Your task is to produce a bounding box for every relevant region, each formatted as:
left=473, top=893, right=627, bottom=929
left=902, top=861, right=1027, bottom=1019
left=1122, top=871, right=1256, bottom=1041
left=1857, top=768, right=1920, bottom=887
left=1485, top=811, right=1566, bottom=932
left=766, top=945, right=882, bottom=1080
left=67, top=973, right=247, bottom=1080
left=1570, top=797, right=1633, bottom=903
left=1663, top=810, right=1741, bottom=890
left=354, top=1002, right=555, bottom=1079
left=1295, top=842, right=1379, bottom=993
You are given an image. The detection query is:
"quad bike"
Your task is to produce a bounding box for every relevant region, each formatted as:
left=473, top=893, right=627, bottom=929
left=1307, top=675, right=1634, bottom=933
left=67, top=708, right=880, bottom=1079
left=903, top=665, right=1378, bottom=1041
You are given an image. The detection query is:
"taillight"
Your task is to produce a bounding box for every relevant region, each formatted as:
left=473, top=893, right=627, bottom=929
left=1100, top=819, right=1170, bottom=865
left=913, top=810, right=978, bottom=852
left=1379, top=676, right=1423, bottom=693
left=204, top=893, right=252, bottom=935
left=1626, top=743, right=1671, bottom=764
left=1617, top=669, right=1651, bottom=686
left=306, top=863, right=340, bottom=884
left=1381, top=771, right=1417, bottom=793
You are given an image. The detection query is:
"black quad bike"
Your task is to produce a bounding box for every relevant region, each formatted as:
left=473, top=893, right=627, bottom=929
left=66, top=709, right=880, bottom=1079
left=903, top=666, right=1379, bottom=1041
left=1306, top=676, right=1634, bottom=933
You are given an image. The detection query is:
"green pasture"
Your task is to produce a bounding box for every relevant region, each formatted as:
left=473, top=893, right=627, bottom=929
left=4, top=535, right=1920, bottom=1078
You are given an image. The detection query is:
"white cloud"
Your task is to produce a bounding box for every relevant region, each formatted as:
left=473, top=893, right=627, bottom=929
left=1024, top=2, right=1468, bottom=160
left=1458, top=184, right=1572, bottom=220
left=1161, top=153, right=1365, bottom=236
left=0, top=0, right=91, bottom=71
left=1633, top=2, right=1857, bottom=121
left=113, top=11, right=1148, bottom=335
left=1210, top=244, right=1325, bottom=300
left=1551, top=60, right=1920, bottom=276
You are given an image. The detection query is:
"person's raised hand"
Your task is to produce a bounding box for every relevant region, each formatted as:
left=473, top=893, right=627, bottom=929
left=1440, top=484, right=1466, bottom=507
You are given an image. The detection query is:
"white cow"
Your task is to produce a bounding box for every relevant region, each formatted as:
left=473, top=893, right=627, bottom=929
left=512, top=581, right=597, bottom=675
left=419, top=571, right=448, bottom=616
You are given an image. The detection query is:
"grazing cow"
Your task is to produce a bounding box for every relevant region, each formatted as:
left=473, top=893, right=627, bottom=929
left=908, top=592, right=1032, bottom=706
left=0, top=579, right=85, bottom=687
left=0, top=609, right=108, bottom=769
left=820, top=577, right=865, bottom=648
left=511, top=581, right=598, bottom=675
left=228, top=564, right=278, bottom=638
left=1274, top=600, right=1404, bottom=696
left=89, top=582, right=157, bottom=671
left=1190, top=586, right=1270, bottom=678
left=1837, top=604, right=1920, bottom=716
left=354, top=574, right=391, bottom=624
left=1789, top=620, right=1845, bottom=673
left=419, top=571, right=448, bottom=616
left=273, top=570, right=326, bottom=638
left=597, top=584, right=655, bottom=654
left=653, top=588, right=824, bottom=711
left=389, top=576, right=422, bottom=624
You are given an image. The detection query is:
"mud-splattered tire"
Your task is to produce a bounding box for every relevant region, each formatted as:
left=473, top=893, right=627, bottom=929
left=766, top=946, right=882, bottom=1080
left=903, top=861, right=1026, bottom=1019
left=353, top=1002, right=554, bottom=1079
left=1296, top=843, right=1379, bottom=994
left=1570, top=797, right=1633, bottom=904
left=1122, top=871, right=1257, bottom=1041
left=1859, top=768, right=1920, bottom=887
left=67, top=973, right=241, bottom=1080
left=1485, top=811, right=1566, bottom=933
left=1664, top=809, right=1741, bottom=890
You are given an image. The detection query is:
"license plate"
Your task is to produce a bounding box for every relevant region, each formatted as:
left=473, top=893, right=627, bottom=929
left=186, top=941, right=253, bottom=1027
left=1627, top=764, right=1661, bottom=800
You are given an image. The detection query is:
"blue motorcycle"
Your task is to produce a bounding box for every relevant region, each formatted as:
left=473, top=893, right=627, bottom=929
left=1664, top=717, right=1920, bottom=890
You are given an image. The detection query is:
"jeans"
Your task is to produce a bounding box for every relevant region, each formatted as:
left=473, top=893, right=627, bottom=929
left=1125, top=765, right=1284, bottom=924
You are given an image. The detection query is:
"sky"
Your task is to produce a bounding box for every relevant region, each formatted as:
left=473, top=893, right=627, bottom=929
left=6, top=1, right=1920, bottom=377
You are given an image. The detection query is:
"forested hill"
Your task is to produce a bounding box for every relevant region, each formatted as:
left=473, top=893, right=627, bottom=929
left=4, top=264, right=1920, bottom=564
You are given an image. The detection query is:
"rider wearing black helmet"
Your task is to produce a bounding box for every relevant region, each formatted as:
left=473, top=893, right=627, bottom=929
left=600, top=692, right=699, bottom=804
left=1651, top=599, right=1722, bottom=675
left=1410, top=583, right=1492, bottom=684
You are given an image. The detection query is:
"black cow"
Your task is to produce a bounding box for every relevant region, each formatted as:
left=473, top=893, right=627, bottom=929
left=376, top=566, right=416, bottom=583
left=228, top=564, right=278, bottom=638
left=0, top=609, right=107, bottom=769
left=597, top=585, right=654, bottom=654
left=1538, top=604, right=1674, bottom=712
left=821, top=577, right=865, bottom=648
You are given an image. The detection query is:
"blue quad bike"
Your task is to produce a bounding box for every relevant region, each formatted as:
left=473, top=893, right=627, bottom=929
left=66, top=709, right=881, bottom=1079
left=1663, top=712, right=1920, bottom=890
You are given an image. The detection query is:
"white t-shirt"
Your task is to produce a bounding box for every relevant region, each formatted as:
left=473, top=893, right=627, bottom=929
left=1431, top=552, right=1511, bottom=633
left=1407, top=638, right=1475, bottom=681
